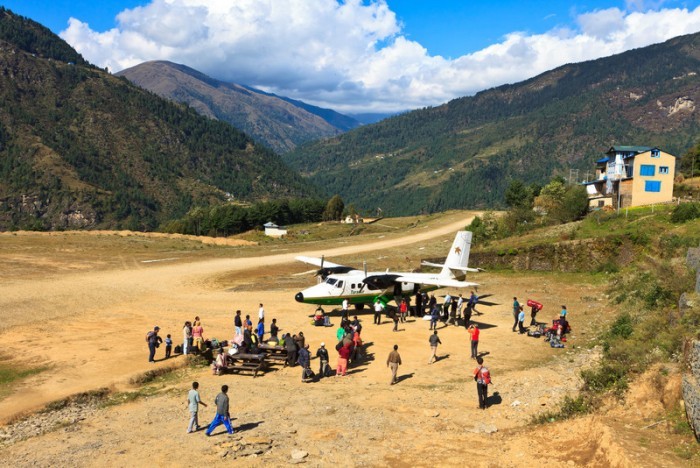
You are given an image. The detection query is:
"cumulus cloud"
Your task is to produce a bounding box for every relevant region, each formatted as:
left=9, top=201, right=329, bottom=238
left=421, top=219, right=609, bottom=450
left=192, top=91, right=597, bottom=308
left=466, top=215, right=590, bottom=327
left=60, top=0, right=700, bottom=113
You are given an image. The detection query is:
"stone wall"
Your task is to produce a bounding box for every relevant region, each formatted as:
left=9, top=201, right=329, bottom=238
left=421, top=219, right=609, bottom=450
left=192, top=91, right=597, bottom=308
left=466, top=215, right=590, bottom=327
left=683, top=340, right=700, bottom=441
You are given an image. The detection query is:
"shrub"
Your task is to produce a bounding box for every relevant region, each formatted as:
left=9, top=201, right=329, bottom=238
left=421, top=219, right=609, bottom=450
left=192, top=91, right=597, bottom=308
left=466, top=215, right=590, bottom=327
left=671, top=202, right=700, bottom=223
left=609, top=313, right=634, bottom=339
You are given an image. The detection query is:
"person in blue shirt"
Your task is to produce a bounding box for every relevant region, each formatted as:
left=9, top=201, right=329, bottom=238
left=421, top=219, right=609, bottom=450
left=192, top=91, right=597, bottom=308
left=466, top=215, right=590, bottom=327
left=560, top=305, right=568, bottom=320
left=518, top=307, right=526, bottom=333
left=165, top=334, right=173, bottom=359
left=256, top=318, right=265, bottom=343
left=512, top=297, right=520, bottom=332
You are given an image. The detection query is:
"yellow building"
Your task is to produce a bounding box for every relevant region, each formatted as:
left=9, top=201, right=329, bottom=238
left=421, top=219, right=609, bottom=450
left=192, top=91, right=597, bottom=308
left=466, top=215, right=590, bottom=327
left=585, top=146, right=676, bottom=209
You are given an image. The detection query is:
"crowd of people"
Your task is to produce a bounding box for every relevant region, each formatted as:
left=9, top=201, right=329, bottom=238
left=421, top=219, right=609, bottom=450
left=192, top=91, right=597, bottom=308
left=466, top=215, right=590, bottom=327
left=146, top=291, right=572, bottom=424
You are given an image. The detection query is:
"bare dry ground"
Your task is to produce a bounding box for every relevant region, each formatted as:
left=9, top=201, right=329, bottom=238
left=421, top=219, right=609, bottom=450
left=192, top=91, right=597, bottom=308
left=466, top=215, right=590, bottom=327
left=0, top=212, right=693, bottom=466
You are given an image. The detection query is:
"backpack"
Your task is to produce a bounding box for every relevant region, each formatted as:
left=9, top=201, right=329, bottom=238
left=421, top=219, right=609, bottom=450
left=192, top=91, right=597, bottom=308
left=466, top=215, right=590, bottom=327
left=146, top=331, right=154, bottom=343
left=479, top=366, right=491, bottom=385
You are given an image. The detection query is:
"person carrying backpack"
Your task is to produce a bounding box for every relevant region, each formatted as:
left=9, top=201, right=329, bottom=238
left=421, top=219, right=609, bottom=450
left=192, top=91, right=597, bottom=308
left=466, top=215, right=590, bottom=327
left=146, top=326, right=162, bottom=363
left=473, top=356, right=492, bottom=410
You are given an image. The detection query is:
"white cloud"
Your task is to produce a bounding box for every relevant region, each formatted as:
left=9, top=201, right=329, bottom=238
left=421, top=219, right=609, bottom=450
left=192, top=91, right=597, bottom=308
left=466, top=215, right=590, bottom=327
left=61, top=1, right=700, bottom=113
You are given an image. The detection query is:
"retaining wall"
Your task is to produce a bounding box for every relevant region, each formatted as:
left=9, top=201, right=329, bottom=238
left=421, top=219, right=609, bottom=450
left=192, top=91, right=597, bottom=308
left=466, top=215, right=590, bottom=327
left=683, top=340, right=700, bottom=441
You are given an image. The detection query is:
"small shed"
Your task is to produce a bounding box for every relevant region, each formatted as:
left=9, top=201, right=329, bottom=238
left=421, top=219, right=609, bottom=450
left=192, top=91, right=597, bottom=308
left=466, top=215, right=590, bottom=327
left=263, top=222, right=287, bottom=238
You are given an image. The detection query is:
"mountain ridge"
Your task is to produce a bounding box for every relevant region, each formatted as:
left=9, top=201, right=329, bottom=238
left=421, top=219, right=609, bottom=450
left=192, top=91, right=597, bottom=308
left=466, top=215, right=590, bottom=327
left=117, top=60, right=361, bottom=153
left=284, top=32, right=700, bottom=215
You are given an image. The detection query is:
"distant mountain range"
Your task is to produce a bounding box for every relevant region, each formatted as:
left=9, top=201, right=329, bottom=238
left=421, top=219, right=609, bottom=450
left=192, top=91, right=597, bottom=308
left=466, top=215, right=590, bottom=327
left=0, top=7, right=317, bottom=231
left=117, top=61, right=362, bottom=153
left=284, top=32, right=700, bottom=216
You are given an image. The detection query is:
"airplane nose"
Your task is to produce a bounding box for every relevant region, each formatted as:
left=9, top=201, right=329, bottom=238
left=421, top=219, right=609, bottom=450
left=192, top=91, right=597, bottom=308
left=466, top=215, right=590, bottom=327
left=295, top=292, right=304, bottom=303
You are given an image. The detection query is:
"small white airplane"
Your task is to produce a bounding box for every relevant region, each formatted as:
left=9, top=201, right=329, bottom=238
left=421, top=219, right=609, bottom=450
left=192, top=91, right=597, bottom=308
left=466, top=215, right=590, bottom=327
left=294, top=231, right=480, bottom=309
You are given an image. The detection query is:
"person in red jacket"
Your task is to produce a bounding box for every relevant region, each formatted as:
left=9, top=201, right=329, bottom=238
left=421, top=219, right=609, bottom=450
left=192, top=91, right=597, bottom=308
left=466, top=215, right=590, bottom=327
left=336, top=342, right=351, bottom=376
left=468, top=324, right=480, bottom=359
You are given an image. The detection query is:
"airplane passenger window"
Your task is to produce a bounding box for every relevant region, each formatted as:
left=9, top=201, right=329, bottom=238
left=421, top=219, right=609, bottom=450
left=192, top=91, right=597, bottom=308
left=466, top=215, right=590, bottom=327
left=337, top=281, right=344, bottom=288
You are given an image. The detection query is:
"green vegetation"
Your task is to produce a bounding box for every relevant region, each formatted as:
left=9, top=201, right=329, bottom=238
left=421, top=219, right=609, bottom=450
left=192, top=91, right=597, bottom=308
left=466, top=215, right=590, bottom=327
left=468, top=177, right=589, bottom=243
left=285, top=32, right=700, bottom=215
left=0, top=8, right=87, bottom=65
left=671, top=202, right=700, bottom=223
left=527, top=208, right=700, bottom=430
left=162, top=198, right=326, bottom=236
left=0, top=8, right=319, bottom=231
left=0, top=358, right=47, bottom=400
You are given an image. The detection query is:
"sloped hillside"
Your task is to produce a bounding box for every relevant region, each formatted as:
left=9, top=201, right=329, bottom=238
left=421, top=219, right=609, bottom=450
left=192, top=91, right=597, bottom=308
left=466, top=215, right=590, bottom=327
left=117, top=61, right=360, bottom=153
left=285, top=32, right=700, bottom=215
left=0, top=8, right=317, bottom=230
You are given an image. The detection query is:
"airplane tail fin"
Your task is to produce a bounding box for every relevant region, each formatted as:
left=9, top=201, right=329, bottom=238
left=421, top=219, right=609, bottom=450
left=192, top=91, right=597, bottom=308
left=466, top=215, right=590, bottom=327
left=440, top=231, right=472, bottom=279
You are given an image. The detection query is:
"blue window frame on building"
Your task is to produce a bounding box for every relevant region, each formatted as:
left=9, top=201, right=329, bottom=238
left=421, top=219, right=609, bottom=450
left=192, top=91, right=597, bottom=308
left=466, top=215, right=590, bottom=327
left=639, top=164, right=655, bottom=176
left=645, top=180, right=661, bottom=192
left=659, top=166, right=669, bottom=174
left=651, top=149, right=660, bottom=158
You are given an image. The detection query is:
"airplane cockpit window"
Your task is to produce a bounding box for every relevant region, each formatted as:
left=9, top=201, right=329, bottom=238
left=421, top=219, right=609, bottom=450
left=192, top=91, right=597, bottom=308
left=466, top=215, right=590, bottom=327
left=337, top=281, right=344, bottom=288
left=326, top=278, right=337, bottom=286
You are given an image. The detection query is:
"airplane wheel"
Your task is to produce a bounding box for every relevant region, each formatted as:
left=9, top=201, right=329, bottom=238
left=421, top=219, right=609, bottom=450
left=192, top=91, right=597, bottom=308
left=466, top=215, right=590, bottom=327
left=354, top=304, right=365, bottom=311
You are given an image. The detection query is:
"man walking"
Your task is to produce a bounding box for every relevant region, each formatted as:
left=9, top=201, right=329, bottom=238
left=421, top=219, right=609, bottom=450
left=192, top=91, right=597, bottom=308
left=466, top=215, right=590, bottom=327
left=473, top=357, right=492, bottom=410
left=442, top=293, right=452, bottom=322
left=258, top=303, right=265, bottom=321
left=518, top=306, right=527, bottom=334
left=469, top=290, right=479, bottom=315
left=186, top=381, right=207, bottom=433
left=429, top=302, right=440, bottom=330
left=387, top=344, right=402, bottom=385
left=428, top=330, right=442, bottom=364
left=512, top=297, right=520, bottom=332
left=205, top=385, right=234, bottom=435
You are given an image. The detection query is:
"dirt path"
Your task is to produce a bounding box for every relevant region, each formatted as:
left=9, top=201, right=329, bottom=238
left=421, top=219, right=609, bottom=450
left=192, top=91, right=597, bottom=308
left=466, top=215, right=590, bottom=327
left=0, top=214, right=692, bottom=466
left=0, top=215, right=476, bottom=420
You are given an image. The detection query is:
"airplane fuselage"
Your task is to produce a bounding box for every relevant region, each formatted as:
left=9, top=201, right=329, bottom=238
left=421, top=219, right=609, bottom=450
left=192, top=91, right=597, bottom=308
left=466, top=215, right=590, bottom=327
left=294, top=271, right=441, bottom=306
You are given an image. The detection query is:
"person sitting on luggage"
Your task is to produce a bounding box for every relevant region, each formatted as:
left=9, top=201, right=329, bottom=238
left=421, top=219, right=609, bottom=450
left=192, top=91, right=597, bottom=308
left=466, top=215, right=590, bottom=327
left=314, top=309, right=325, bottom=326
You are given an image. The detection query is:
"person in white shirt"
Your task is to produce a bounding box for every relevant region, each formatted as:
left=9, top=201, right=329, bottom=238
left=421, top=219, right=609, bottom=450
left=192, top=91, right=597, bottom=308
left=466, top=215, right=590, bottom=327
left=258, top=303, right=264, bottom=321
left=456, top=294, right=464, bottom=323
left=373, top=299, right=384, bottom=325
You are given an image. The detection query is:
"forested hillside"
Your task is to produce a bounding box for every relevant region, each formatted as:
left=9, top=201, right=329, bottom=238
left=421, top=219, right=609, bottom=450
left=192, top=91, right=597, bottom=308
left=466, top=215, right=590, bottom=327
left=0, top=8, right=317, bottom=231
left=285, top=32, right=700, bottom=215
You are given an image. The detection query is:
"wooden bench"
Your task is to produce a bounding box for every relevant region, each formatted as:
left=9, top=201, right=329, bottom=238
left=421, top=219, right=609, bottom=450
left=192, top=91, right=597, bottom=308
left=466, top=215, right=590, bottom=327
left=258, top=344, right=289, bottom=367
left=223, top=353, right=267, bottom=378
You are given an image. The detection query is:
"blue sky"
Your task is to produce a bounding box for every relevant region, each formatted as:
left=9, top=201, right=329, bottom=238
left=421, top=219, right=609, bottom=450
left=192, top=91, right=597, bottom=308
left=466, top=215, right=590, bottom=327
left=2, top=1, right=700, bottom=112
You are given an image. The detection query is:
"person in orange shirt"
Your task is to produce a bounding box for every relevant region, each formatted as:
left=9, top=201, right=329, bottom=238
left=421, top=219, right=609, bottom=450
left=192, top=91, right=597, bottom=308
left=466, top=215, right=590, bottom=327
left=468, top=324, right=480, bottom=359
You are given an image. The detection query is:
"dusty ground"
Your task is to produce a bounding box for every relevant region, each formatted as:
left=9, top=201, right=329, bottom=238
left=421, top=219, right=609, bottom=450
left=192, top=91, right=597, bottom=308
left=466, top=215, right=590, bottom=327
left=0, top=213, right=694, bottom=466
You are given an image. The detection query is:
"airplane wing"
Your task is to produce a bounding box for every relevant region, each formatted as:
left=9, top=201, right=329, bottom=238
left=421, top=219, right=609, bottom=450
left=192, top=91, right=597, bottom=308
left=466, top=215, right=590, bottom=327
left=295, top=256, right=347, bottom=269
left=395, top=274, right=478, bottom=289
left=421, top=261, right=484, bottom=272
